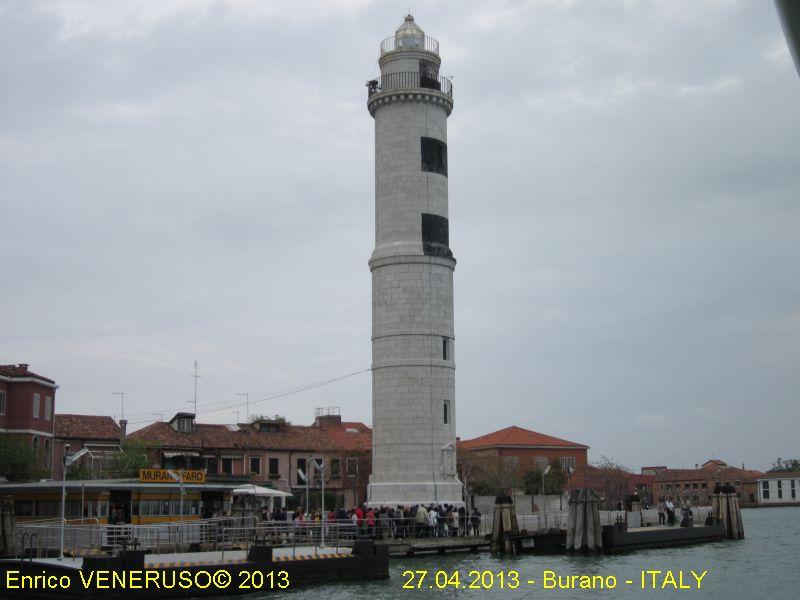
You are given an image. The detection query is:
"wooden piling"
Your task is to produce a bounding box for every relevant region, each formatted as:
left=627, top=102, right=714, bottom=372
left=712, top=485, right=744, bottom=540
left=490, top=495, right=521, bottom=555
left=1, top=496, right=15, bottom=558
left=566, top=488, right=603, bottom=553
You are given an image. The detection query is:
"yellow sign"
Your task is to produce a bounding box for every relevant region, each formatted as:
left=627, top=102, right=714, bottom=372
left=139, top=469, right=206, bottom=484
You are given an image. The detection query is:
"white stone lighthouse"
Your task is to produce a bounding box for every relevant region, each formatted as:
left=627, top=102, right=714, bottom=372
left=366, top=15, right=462, bottom=507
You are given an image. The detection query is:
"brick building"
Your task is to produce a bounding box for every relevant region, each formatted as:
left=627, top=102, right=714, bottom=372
left=582, top=466, right=656, bottom=509
left=0, top=364, right=59, bottom=476
left=458, top=425, right=589, bottom=498
left=52, top=414, right=123, bottom=480
left=130, top=409, right=372, bottom=509
left=643, top=459, right=763, bottom=507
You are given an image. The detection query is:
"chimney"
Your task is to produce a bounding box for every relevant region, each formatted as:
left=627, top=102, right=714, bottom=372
left=119, top=419, right=128, bottom=445
left=314, top=406, right=342, bottom=429
left=315, top=414, right=342, bottom=429
left=695, top=464, right=699, bottom=470
left=18, top=363, right=29, bottom=372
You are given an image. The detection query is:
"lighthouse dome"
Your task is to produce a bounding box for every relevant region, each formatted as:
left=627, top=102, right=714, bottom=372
left=394, top=14, right=425, bottom=50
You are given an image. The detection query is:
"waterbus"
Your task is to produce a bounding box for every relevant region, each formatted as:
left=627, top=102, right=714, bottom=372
left=0, top=478, right=237, bottom=525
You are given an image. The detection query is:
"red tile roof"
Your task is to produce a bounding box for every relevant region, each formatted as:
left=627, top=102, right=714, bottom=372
left=649, top=460, right=763, bottom=482
left=458, top=426, right=589, bottom=450
left=0, top=364, right=56, bottom=384
left=760, top=471, right=800, bottom=479
left=130, top=419, right=372, bottom=452
left=55, top=414, right=121, bottom=441
left=341, top=421, right=371, bottom=433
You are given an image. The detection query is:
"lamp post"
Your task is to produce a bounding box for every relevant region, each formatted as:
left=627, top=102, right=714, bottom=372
left=541, top=465, right=551, bottom=512
left=311, top=458, right=326, bottom=548
left=167, top=469, right=184, bottom=522
left=59, top=444, right=69, bottom=561
left=167, top=469, right=185, bottom=549
left=297, top=467, right=309, bottom=516
left=351, top=460, right=359, bottom=506
left=60, top=445, right=89, bottom=560
left=566, top=466, right=574, bottom=511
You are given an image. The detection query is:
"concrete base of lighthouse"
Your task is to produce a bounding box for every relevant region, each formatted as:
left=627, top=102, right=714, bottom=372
left=366, top=480, right=464, bottom=508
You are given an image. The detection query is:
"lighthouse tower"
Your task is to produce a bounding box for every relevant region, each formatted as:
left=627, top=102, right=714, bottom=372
left=366, top=15, right=462, bottom=506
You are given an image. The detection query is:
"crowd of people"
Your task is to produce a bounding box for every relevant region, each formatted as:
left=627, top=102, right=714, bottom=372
left=260, top=503, right=484, bottom=539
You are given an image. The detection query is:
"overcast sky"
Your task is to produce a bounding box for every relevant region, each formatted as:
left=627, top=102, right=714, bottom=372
left=2, top=0, right=798, bottom=472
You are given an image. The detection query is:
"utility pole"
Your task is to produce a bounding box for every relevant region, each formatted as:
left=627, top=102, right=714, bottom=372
left=113, top=392, right=125, bottom=421
left=189, top=360, right=200, bottom=415
left=237, top=393, right=249, bottom=423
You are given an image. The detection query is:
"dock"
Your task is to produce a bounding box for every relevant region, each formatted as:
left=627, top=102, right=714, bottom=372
left=603, top=523, right=726, bottom=553
left=377, top=535, right=489, bottom=556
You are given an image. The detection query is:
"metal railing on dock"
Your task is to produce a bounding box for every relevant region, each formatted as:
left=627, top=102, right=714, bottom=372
left=14, top=506, right=715, bottom=558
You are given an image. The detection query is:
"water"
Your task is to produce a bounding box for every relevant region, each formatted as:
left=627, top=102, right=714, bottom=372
left=229, top=507, right=798, bottom=599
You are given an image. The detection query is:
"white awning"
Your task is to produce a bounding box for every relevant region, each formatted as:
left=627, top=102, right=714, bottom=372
left=220, top=454, right=243, bottom=459
left=232, top=485, right=292, bottom=498
left=163, top=451, right=200, bottom=458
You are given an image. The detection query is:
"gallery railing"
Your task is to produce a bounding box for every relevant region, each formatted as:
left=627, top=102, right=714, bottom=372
left=367, top=72, right=453, bottom=99
left=380, top=35, right=440, bottom=55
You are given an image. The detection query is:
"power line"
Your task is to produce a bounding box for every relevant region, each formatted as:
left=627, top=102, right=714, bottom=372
left=124, top=368, right=370, bottom=425
left=199, top=369, right=370, bottom=416
left=125, top=368, right=365, bottom=418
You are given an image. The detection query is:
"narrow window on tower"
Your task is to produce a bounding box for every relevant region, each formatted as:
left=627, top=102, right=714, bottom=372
left=421, top=213, right=452, bottom=258
left=443, top=400, right=449, bottom=424
left=421, top=137, right=447, bottom=176
left=442, top=337, right=448, bottom=360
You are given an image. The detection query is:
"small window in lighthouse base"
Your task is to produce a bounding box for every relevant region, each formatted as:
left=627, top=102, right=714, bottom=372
left=443, top=400, right=449, bottom=424
left=421, top=137, right=447, bottom=176
left=442, top=337, right=448, bottom=360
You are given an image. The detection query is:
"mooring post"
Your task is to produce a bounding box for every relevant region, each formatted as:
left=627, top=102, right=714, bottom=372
left=712, top=484, right=744, bottom=539
left=566, top=488, right=603, bottom=553
left=490, top=495, right=520, bottom=555
left=1, top=495, right=16, bottom=558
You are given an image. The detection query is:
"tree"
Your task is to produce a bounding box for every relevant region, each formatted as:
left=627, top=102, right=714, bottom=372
left=523, top=463, right=566, bottom=496
left=588, top=456, right=632, bottom=510
left=0, top=435, right=41, bottom=481
left=66, top=462, right=94, bottom=481
left=769, top=458, right=800, bottom=472
left=459, top=453, right=513, bottom=496
left=249, top=414, right=291, bottom=425
left=107, top=439, right=150, bottom=478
